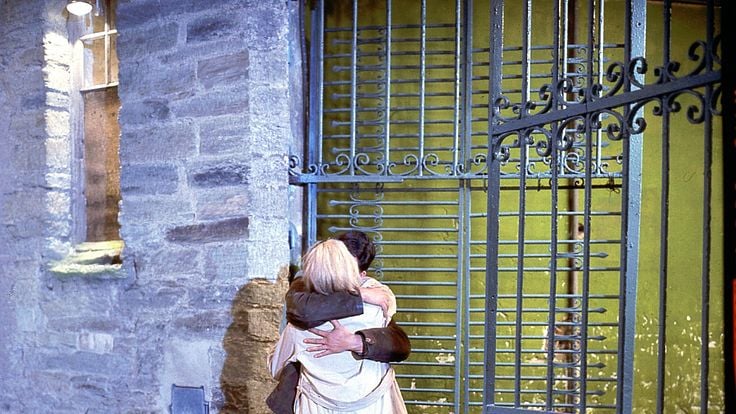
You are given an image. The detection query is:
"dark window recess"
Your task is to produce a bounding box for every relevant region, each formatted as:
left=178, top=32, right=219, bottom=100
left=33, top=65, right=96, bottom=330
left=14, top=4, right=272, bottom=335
left=83, top=87, right=121, bottom=242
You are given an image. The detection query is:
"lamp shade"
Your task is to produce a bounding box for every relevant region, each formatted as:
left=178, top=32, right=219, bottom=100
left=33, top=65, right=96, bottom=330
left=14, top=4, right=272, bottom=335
left=67, top=0, right=93, bottom=16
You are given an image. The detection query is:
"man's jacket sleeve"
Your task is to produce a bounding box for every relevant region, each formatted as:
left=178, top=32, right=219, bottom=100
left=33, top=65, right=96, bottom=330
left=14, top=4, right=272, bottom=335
left=354, top=319, right=411, bottom=362
left=285, top=278, right=364, bottom=330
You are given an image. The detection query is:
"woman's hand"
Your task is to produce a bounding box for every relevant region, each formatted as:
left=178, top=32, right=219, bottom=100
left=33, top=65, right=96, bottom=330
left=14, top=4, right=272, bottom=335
left=305, top=320, right=364, bottom=358
left=359, top=285, right=396, bottom=318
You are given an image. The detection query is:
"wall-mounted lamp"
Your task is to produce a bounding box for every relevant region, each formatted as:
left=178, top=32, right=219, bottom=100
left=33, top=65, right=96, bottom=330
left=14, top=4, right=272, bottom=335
left=66, top=0, right=94, bottom=16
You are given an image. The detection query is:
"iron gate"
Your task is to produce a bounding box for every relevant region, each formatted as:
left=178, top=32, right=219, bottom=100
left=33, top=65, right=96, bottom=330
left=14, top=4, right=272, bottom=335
left=289, top=0, right=723, bottom=412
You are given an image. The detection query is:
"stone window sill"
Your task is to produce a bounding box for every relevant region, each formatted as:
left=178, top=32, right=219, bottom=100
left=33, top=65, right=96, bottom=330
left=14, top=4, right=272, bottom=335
left=50, top=240, right=127, bottom=279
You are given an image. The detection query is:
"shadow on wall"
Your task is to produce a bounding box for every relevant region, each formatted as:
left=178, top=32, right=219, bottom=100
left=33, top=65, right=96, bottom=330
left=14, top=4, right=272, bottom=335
left=220, top=268, right=289, bottom=413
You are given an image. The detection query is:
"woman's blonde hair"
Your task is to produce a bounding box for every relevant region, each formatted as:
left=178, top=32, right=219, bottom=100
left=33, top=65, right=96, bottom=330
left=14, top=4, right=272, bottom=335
left=302, top=239, right=361, bottom=295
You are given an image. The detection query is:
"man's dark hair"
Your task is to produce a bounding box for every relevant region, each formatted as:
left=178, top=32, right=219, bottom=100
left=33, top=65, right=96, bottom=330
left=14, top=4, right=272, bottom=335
left=337, top=231, right=376, bottom=272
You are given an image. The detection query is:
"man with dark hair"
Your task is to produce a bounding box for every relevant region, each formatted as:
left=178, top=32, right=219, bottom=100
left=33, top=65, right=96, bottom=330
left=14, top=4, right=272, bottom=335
left=267, top=231, right=411, bottom=414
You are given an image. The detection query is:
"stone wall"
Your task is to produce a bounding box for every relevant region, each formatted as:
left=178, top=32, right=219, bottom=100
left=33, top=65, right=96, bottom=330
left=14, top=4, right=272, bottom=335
left=0, top=0, right=297, bottom=412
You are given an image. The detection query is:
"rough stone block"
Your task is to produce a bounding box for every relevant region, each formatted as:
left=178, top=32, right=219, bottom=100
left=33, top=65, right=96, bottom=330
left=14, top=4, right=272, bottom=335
left=230, top=272, right=288, bottom=309
left=121, top=121, right=196, bottom=162
left=244, top=241, right=289, bottom=280
left=119, top=99, right=171, bottom=125
left=199, top=115, right=249, bottom=155
left=247, top=185, right=290, bottom=220
left=186, top=15, right=241, bottom=44
left=116, top=0, right=161, bottom=28
left=196, top=189, right=248, bottom=221
left=46, top=137, right=72, bottom=169
left=45, top=172, right=71, bottom=189
left=116, top=22, right=178, bottom=59
left=120, top=284, right=185, bottom=310
left=141, top=246, right=202, bottom=278
left=197, top=51, right=249, bottom=90
left=21, top=92, right=46, bottom=110
left=187, top=285, right=240, bottom=311
left=248, top=84, right=288, bottom=118
left=45, top=109, right=71, bottom=138
left=119, top=61, right=196, bottom=100
left=248, top=50, right=287, bottom=84
left=171, top=89, right=248, bottom=118
left=121, top=164, right=179, bottom=195
left=44, top=351, right=132, bottom=376
left=118, top=197, right=194, bottom=225
left=46, top=90, right=71, bottom=109
left=77, top=332, right=114, bottom=354
left=165, top=217, right=249, bottom=244
left=172, top=310, right=231, bottom=333
left=203, top=242, right=248, bottom=281
left=244, top=7, right=288, bottom=52
left=45, top=190, right=71, bottom=218
left=245, top=308, right=281, bottom=342
left=244, top=154, right=288, bottom=188
left=188, top=161, right=249, bottom=187
left=246, top=378, right=278, bottom=413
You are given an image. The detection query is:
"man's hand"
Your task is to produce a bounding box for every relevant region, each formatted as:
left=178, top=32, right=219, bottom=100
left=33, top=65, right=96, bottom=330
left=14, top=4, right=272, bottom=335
left=359, top=285, right=396, bottom=318
left=305, top=320, right=364, bottom=358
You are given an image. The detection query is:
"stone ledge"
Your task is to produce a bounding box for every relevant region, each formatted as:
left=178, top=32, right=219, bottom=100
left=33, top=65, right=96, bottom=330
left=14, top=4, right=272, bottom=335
left=50, top=240, right=127, bottom=280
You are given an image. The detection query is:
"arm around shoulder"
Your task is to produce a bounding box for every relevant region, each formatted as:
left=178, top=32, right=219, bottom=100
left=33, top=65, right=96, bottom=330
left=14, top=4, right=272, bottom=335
left=285, top=278, right=364, bottom=330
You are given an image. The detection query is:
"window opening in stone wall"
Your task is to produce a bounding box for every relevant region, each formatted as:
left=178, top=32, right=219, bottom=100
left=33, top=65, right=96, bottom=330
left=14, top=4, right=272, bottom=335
left=75, top=0, right=121, bottom=243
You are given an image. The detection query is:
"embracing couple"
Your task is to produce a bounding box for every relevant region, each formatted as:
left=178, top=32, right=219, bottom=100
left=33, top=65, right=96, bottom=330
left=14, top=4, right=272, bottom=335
left=267, top=231, right=410, bottom=413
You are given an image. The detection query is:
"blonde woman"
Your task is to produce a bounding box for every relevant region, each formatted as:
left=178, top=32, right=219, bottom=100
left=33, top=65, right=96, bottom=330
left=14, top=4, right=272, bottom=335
left=268, top=239, right=407, bottom=413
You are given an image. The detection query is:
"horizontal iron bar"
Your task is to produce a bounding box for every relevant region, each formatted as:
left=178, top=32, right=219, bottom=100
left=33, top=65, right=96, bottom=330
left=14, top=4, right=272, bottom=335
left=490, top=321, right=619, bottom=327
left=396, top=321, right=456, bottom=327
left=395, top=295, right=457, bottom=300
left=495, top=293, right=621, bottom=299
left=382, top=277, right=457, bottom=282
left=492, top=307, right=606, bottom=313
left=396, top=361, right=458, bottom=367
left=407, top=335, right=456, bottom=340
left=396, top=387, right=454, bottom=393
left=480, top=374, right=617, bottom=382
left=493, top=361, right=606, bottom=369
left=403, top=400, right=454, bottom=407
left=399, top=308, right=457, bottom=313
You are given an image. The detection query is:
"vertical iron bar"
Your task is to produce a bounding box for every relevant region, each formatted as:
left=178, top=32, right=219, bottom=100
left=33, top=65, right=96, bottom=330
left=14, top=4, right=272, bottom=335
left=514, top=1, right=532, bottom=406
left=595, top=0, right=605, bottom=174
left=564, top=11, right=580, bottom=408
left=656, top=2, right=672, bottom=413
left=383, top=0, right=392, bottom=174
left=485, top=0, right=505, bottom=411
left=462, top=0, right=474, bottom=170
left=452, top=0, right=462, bottom=175
left=521, top=0, right=532, bottom=113
left=460, top=1, right=474, bottom=413
left=307, top=1, right=326, bottom=246
left=350, top=0, right=358, bottom=176
left=578, top=117, right=593, bottom=414
left=576, top=0, right=596, bottom=411
left=617, top=1, right=645, bottom=413
left=545, top=0, right=562, bottom=409
left=418, top=0, right=427, bottom=175
left=453, top=4, right=465, bottom=413
left=700, top=1, right=715, bottom=411
left=513, top=131, right=527, bottom=408
left=459, top=177, right=469, bottom=414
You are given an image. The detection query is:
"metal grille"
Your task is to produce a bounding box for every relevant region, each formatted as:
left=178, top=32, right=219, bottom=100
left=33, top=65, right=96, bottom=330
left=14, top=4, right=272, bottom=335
left=290, top=1, right=723, bottom=413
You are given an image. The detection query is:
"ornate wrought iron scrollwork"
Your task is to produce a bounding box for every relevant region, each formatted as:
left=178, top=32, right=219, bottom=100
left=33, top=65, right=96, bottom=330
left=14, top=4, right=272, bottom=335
left=492, top=38, right=720, bottom=124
